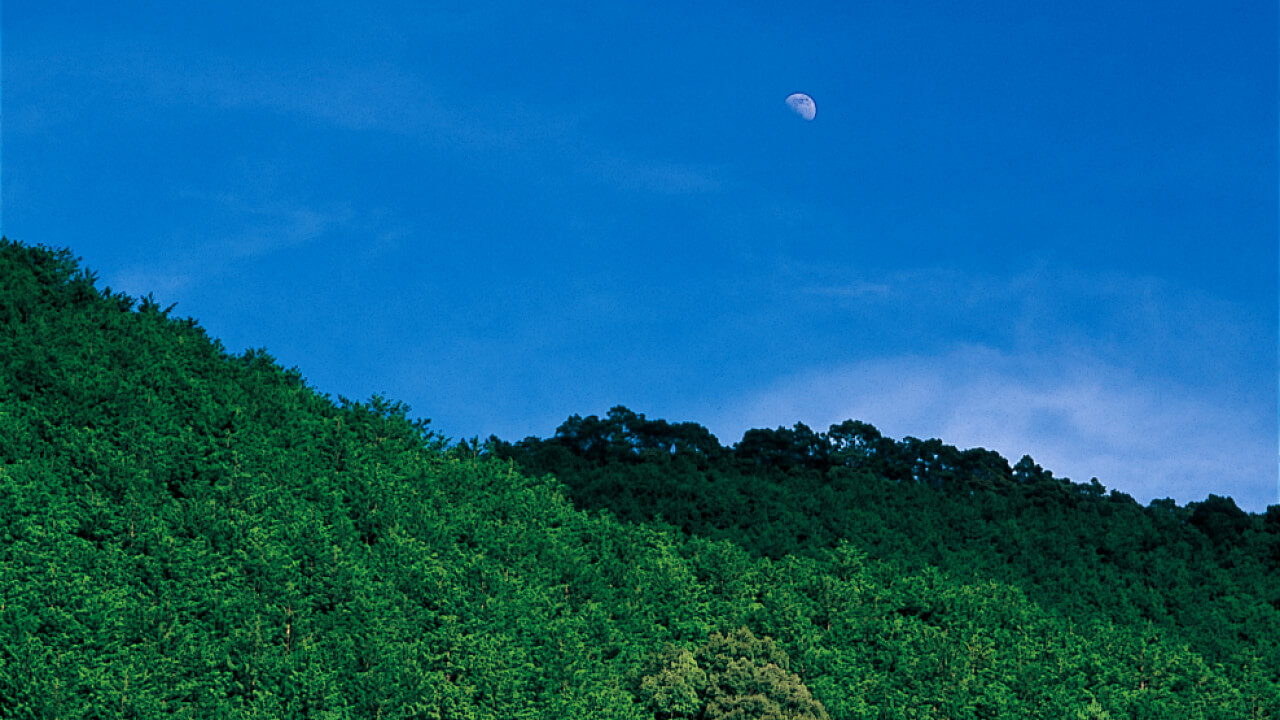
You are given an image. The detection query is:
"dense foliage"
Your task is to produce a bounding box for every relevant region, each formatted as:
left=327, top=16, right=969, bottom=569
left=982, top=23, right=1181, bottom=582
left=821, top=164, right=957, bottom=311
left=1, top=238, right=1276, bottom=718
left=492, top=407, right=1280, bottom=714
left=637, top=627, right=830, bottom=720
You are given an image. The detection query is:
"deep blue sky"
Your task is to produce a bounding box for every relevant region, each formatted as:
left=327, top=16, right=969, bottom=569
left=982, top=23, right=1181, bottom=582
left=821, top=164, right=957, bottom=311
left=5, top=2, right=1277, bottom=510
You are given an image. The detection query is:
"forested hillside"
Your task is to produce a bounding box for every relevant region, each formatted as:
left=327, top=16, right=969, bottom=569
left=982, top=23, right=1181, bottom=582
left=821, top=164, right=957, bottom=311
left=1, top=237, right=1276, bottom=718
left=492, top=409, right=1280, bottom=711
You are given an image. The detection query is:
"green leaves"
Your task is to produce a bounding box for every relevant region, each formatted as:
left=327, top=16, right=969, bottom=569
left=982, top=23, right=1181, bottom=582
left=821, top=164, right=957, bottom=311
left=639, top=646, right=706, bottom=719
left=638, top=629, right=830, bottom=720
left=2, top=239, right=1276, bottom=719
left=500, top=403, right=1280, bottom=718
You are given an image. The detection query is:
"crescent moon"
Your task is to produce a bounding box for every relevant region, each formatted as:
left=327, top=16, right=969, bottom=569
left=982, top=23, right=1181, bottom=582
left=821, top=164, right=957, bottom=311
left=785, top=93, right=816, bottom=121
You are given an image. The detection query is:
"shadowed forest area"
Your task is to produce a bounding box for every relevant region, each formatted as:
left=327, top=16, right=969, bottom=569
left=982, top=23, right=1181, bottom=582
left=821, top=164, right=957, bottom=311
left=2, top=237, right=1278, bottom=718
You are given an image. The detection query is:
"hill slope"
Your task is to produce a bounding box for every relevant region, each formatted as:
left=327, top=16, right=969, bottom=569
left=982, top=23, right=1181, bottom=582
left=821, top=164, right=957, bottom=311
left=0, top=238, right=1272, bottom=718
left=490, top=407, right=1280, bottom=687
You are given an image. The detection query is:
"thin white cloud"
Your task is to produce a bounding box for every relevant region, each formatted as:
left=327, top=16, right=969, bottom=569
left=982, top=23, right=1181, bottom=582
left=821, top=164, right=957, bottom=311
left=181, top=191, right=354, bottom=259
left=107, top=269, right=196, bottom=300
left=712, top=264, right=1277, bottom=512
left=580, top=151, right=724, bottom=196
left=802, top=282, right=893, bottom=299
left=105, top=190, right=397, bottom=300
left=717, top=344, right=1275, bottom=511
left=89, top=42, right=724, bottom=198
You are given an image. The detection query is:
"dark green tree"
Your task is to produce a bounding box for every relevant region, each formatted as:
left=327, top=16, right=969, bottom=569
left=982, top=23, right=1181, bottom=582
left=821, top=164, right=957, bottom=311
left=1189, top=494, right=1250, bottom=546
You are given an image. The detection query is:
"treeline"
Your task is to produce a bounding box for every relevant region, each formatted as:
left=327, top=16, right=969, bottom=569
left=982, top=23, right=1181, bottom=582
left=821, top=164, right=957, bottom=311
left=490, top=406, right=1280, bottom=700
left=1, top=237, right=1276, bottom=718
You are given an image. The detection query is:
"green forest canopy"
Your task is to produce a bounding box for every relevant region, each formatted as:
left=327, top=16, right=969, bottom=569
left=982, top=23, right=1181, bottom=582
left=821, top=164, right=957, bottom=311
left=1, top=237, right=1277, bottom=719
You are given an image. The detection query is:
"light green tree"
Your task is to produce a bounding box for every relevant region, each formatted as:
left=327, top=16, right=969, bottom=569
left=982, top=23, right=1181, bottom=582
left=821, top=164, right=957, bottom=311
left=638, top=628, right=830, bottom=720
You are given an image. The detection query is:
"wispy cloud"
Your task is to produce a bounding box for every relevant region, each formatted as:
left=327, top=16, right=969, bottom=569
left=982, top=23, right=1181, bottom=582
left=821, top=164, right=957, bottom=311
left=717, top=343, right=1275, bottom=511
left=713, top=264, right=1277, bottom=512
left=802, top=282, right=893, bottom=299
left=578, top=150, right=724, bottom=196
left=176, top=191, right=354, bottom=259
left=105, top=188, right=399, bottom=300
left=12, top=20, right=726, bottom=199
left=105, top=42, right=723, bottom=199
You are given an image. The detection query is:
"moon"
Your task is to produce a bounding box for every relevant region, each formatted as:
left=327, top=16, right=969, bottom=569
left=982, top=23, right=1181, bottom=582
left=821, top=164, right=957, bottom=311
left=785, top=93, right=816, bottom=121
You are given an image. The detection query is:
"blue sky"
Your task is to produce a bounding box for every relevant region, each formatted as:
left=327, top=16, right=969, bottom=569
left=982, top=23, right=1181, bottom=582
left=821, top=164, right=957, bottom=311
left=5, top=1, right=1277, bottom=510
